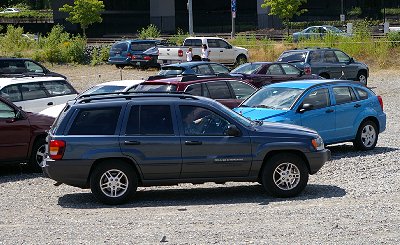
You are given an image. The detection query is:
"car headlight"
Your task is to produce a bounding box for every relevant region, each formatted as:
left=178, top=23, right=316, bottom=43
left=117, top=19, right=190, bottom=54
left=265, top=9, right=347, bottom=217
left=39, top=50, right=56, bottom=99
left=311, top=136, right=324, bottom=151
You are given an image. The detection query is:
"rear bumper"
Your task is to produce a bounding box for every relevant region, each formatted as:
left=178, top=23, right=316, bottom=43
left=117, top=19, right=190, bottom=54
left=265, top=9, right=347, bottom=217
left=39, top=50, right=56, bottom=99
left=304, top=149, right=331, bottom=174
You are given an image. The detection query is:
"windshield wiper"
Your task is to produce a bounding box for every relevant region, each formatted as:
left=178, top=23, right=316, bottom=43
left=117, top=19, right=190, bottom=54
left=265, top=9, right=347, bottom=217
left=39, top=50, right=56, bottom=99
left=252, top=120, right=264, bottom=126
left=253, top=104, right=275, bottom=109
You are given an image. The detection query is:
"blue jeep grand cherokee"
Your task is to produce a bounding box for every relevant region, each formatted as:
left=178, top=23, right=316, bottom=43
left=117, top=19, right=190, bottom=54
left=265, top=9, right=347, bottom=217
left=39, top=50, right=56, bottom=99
left=43, top=93, right=330, bottom=205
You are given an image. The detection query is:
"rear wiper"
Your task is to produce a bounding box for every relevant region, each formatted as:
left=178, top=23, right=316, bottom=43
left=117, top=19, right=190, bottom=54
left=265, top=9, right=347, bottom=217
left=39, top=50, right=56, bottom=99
left=252, top=104, right=275, bottom=109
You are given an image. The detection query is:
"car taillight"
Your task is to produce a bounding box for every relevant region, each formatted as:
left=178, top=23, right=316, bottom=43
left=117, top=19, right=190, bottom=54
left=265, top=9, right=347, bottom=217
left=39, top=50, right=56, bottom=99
left=131, top=55, right=136, bottom=60
left=178, top=50, right=183, bottom=57
left=144, top=56, right=151, bottom=60
left=377, top=95, right=383, bottom=110
left=49, top=140, right=66, bottom=160
left=127, top=53, right=132, bottom=58
left=304, top=65, right=312, bottom=75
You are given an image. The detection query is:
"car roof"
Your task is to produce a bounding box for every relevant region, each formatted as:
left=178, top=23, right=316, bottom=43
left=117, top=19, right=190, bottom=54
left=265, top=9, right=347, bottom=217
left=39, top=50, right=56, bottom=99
left=0, top=57, right=34, bottom=61
left=268, top=79, right=364, bottom=89
left=162, top=61, right=224, bottom=68
left=94, top=79, right=144, bottom=87
left=0, top=76, right=66, bottom=87
left=283, top=47, right=339, bottom=52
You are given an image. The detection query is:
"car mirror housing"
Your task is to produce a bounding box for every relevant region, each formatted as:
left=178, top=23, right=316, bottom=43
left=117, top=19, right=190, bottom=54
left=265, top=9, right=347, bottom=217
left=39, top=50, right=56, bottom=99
left=225, top=124, right=241, bottom=136
left=348, top=57, right=354, bottom=64
left=298, top=103, right=314, bottom=113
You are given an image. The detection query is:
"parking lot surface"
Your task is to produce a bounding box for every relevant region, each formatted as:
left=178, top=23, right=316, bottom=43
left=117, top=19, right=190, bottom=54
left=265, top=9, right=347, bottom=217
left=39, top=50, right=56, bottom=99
left=0, top=66, right=399, bottom=244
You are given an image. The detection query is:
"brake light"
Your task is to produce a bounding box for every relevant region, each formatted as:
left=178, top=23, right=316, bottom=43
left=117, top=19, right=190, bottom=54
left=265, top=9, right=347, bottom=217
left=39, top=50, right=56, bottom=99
left=127, top=53, right=132, bottom=58
left=304, top=65, right=312, bottom=75
left=377, top=95, right=383, bottom=110
left=131, top=55, right=136, bottom=60
left=144, top=56, right=151, bottom=60
left=49, top=140, right=66, bottom=160
left=178, top=49, right=183, bottom=57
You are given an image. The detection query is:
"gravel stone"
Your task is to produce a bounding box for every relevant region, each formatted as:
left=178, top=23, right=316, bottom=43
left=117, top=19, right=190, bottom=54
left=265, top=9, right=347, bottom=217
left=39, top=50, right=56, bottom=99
left=0, top=66, right=399, bottom=244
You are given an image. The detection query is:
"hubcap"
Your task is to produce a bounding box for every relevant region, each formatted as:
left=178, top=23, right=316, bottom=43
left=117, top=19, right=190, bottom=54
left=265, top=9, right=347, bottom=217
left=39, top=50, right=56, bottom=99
left=36, top=144, right=46, bottom=167
left=359, top=74, right=367, bottom=85
left=99, top=169, right=129, bottom=198
left=273, top=162, right=300, bottom=190
left=361, top=124, right=376, bottom=147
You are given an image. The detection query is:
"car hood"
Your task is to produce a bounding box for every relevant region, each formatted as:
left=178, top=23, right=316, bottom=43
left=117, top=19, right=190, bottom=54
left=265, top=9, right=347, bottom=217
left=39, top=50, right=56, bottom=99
left=252, top=121, right=317, bottom=136
left=234, top=107, right=289, bottom=121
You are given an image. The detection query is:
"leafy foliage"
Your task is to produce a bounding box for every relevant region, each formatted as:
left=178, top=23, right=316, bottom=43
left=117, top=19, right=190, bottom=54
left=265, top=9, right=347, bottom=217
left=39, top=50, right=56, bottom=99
left=59, top=0, right=105, bottom=36
left=137, top=24, right=161, bottom=39
left=169, top=28, right=190, bottom=45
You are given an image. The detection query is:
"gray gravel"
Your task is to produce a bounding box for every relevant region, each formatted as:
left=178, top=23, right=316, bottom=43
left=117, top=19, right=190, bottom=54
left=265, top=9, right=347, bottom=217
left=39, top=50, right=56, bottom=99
left=1, top=66, right=399, bottom=244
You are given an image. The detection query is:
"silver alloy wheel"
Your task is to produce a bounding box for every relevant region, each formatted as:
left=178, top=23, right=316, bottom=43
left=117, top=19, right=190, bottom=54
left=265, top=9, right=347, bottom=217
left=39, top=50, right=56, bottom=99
left=36, top=144, right=46, bottom=167
left=273, top=162, right=301, bottom=190
left=359, top=74, right=367, bottom=85
left=361, top=124, right=377, bottom=148
left=99, top=169, right=129, bottom=198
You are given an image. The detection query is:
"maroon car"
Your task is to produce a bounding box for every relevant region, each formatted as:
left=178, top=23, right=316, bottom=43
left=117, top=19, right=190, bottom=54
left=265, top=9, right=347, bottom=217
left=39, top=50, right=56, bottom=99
left=0, top=96, right=54, bottom=171
left=130, top=75, right=257, bottom=109
left=230, top=62, right=321, bottom=88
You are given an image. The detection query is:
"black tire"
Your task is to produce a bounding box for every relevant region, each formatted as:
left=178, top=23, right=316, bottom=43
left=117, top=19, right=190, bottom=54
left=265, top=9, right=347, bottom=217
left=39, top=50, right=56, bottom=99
left=235, top=55, right=247, bottom=66
left=192, top=55, right=201, bottom=61
left=27, top=137, right=46, bottom=172
left=261, top=153, right=309, bottom=198
left=353, top=120, right=378, bottom=150
left=90, top=160, right=138, bottom=205
left=115, top=64, right=125, bottom=69
left=357, top=70, right=368, bottom=86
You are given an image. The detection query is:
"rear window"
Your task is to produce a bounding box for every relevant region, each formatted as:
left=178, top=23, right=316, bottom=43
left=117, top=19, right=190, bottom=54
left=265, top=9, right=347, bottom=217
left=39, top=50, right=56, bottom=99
left=130, top=42, right=157, bottom=52
left=231, top=63, right=262, bottom=74
left=158, top=67, right=184, bottom=76
left=183, top=39, right=202, bottom=47
left=111, top=42, right=128, bottom=52
left=278, top=51, right=307, bottom=63
left=132, top=84, right=178, bottom=92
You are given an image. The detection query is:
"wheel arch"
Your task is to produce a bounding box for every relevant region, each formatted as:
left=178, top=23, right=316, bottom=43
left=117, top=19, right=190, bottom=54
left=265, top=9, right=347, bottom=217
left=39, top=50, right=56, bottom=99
left=357, top=116, right=379, bottom=134
left=28, top=134, right=47, bottom=159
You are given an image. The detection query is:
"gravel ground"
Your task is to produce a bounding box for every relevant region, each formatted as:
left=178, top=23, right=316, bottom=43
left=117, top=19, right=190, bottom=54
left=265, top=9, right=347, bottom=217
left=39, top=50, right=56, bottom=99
left=0, top=66, right=399, bottom=244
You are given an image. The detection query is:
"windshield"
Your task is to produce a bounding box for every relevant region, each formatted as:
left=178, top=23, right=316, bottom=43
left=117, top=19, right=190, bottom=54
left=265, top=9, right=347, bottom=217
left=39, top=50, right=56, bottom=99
left=158, top=67, right=184, bottom=76
left=278, top=51, right=307, bottom=63
left=81, top=85, right=127, bottom=96
left=230, top=63, right=263, bottom=74
left=325, top=26, right=343, bottom=33
left=241, top=86, right=305, bottom=110
left=130, top=84, right=178, bottom=92
left=131, top=42, right=156, bottom=52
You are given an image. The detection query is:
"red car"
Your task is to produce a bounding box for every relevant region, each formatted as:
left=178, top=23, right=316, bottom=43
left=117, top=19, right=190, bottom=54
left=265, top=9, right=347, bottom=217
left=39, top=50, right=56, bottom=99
left=0, top=96, right=53, bottom=171
left=130, top=75, right=257, bottom=109
left=230, top=62, right=321, bottom=88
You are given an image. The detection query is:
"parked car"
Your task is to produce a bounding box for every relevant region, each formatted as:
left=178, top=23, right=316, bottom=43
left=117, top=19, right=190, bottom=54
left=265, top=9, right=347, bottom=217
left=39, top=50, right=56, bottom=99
left=234, top=80, right=386, bottom=150
left=0, top=58, right=66, bottom=79
left=293, top=25, right=351, bottom=42
left=39, top=79, right=144, bottom=118
left=0, top=8, right=20, bottom=14
left=132, top=75, right=256, bottom=108
left=108, top=39, right=167, bottom=69
left=43, top=92, right=330, bottom=205
left=230, top=62, right=321, bottom=88
left=277, top=47, right=369, bottom=85
left=158, top=61, right=230, bottom=76
left=0, top=76, right=78, bottom=113
left=157, top=37, right=248, bottom=66
left=0, top=96, right=53, bottom=171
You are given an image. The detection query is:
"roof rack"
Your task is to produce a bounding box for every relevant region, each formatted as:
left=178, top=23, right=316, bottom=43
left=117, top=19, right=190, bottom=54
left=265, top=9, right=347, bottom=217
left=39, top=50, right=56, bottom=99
left=78, top=91, right=199, bottom=104
left=147, top=73, right=235, bottom=82
left=0, top=72, right=47, bottom=78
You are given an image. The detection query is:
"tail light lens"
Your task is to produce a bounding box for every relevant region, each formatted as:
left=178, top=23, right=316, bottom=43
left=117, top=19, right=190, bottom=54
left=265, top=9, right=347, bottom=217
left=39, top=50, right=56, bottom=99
left=127, top=53, right=132, bottom=58
left=377, top=95, right=383, bottom=110
left=49, top=140, right=66, bottom=160
left=178, top=49, right=183, bottom=57
left=143, top=56, right=151, bottom=60
left=304, top=65, right=312, bottom=75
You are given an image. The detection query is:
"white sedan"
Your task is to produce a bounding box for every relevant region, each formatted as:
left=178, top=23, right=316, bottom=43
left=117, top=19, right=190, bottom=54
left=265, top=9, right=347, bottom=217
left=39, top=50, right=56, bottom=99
left=0, top=8, right=21, bottom=13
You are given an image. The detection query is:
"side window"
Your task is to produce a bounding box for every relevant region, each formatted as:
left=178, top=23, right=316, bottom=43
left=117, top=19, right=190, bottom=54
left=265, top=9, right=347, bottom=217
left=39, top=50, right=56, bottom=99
left=185, top=83, right=202, bottom=96
left=302, top=88, right=330, bottom=110
left=217, top=39, right=230, bottom=48
left=195, top=64, right=213, bottom=74
left=207, top=39, right=219, bottom=48
left=209, top=64, right=229, bottom=74
left=281, top=64, right=301, bottom=75
left=0, top=85, right=22, bottom=102
left=333, top=86, right=356, bottom=104
left=68, top=107, right=121, bottom=135
left=205, top=81, right=232, bottom=99
left=323, top=50, right=338, bottom=63
left=25, top=61, right=44, bottom=73
left=42, top=80, right=75, bottom=96
left=179, top=105, right=230, bottom=136
left=111, top=42, right=128, bottom=52
left=21, top=83, right=47, bottom=101
left=309, top=51, right=322, bottom=64
left=0, top=101, right=15, bottom=118
left=133, top=105, right=173, bottom=135
left=355, top=87, right=369, bottom=100
left=228, top=80, right=256, bottom=99
left=334, top=50, right=350, bottom=63
left=266, top=64, right=284, bottom=75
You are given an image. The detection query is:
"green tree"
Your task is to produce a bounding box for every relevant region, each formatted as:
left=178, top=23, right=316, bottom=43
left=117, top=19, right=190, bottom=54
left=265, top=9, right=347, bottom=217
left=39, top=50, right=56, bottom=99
left=59, top=0, right=105, bottom=36
left=261, top=0, right=307, bottom=35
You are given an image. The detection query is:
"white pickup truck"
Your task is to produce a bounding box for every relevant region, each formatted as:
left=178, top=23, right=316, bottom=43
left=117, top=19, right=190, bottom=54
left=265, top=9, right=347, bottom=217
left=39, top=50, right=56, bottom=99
left=157, top=37, right=249, bottom=66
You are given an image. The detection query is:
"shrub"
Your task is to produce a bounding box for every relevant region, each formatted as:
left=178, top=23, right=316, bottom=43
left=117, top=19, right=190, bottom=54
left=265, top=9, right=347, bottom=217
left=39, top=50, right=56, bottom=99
left=169, top=28, right=189, bottom=45
left=137, top=24, right=160, bottom=39
left=387, top=31, right=400, bottom=47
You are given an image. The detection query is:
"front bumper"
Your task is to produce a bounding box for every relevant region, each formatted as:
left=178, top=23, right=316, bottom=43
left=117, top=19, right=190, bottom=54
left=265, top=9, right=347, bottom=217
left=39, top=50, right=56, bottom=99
left=304, top=149, right=331, bottom=174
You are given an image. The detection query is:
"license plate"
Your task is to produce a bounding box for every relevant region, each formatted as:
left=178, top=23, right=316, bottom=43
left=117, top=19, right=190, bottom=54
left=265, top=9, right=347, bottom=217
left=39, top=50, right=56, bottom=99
left=136, top=62, right=140, bottom=66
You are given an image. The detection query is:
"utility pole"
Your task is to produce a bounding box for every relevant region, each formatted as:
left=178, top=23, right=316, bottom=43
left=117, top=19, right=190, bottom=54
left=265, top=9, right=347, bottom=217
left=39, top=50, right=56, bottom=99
left=231, top=0, right=236, bottom=38
left=188, top=0, right=193, bottom=36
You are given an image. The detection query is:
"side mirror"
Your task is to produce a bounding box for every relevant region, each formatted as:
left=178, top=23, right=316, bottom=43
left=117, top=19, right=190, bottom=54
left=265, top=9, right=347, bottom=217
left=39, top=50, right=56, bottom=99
left=348, top=57, right=354, bottom=64
left=225, top=124, right=241, bottom=137
left=298, top=103, right=314, bottom=113
left=227, top=45, right=232, bottom=49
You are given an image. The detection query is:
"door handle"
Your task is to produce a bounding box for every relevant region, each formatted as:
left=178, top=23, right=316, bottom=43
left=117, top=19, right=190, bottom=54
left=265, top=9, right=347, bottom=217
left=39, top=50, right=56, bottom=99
left=354, top=104, right=361, bottom=108
left=124, top=140, right=140, bottom=145
left=47, top=102, right=54, bottom=106
left=325, top=109, right=334, bottom=113
left=220, top=50, right=223, bottom=52
left=185, top=141, right=202, bottom=145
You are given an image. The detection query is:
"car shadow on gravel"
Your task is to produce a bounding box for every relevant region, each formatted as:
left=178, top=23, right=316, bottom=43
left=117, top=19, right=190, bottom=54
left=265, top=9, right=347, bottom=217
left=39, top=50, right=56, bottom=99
left=57, top=184, right=346, bottom=209
left=327, top=145, right=398, bottom=160
left=0, top=165, right=41, bottom=184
